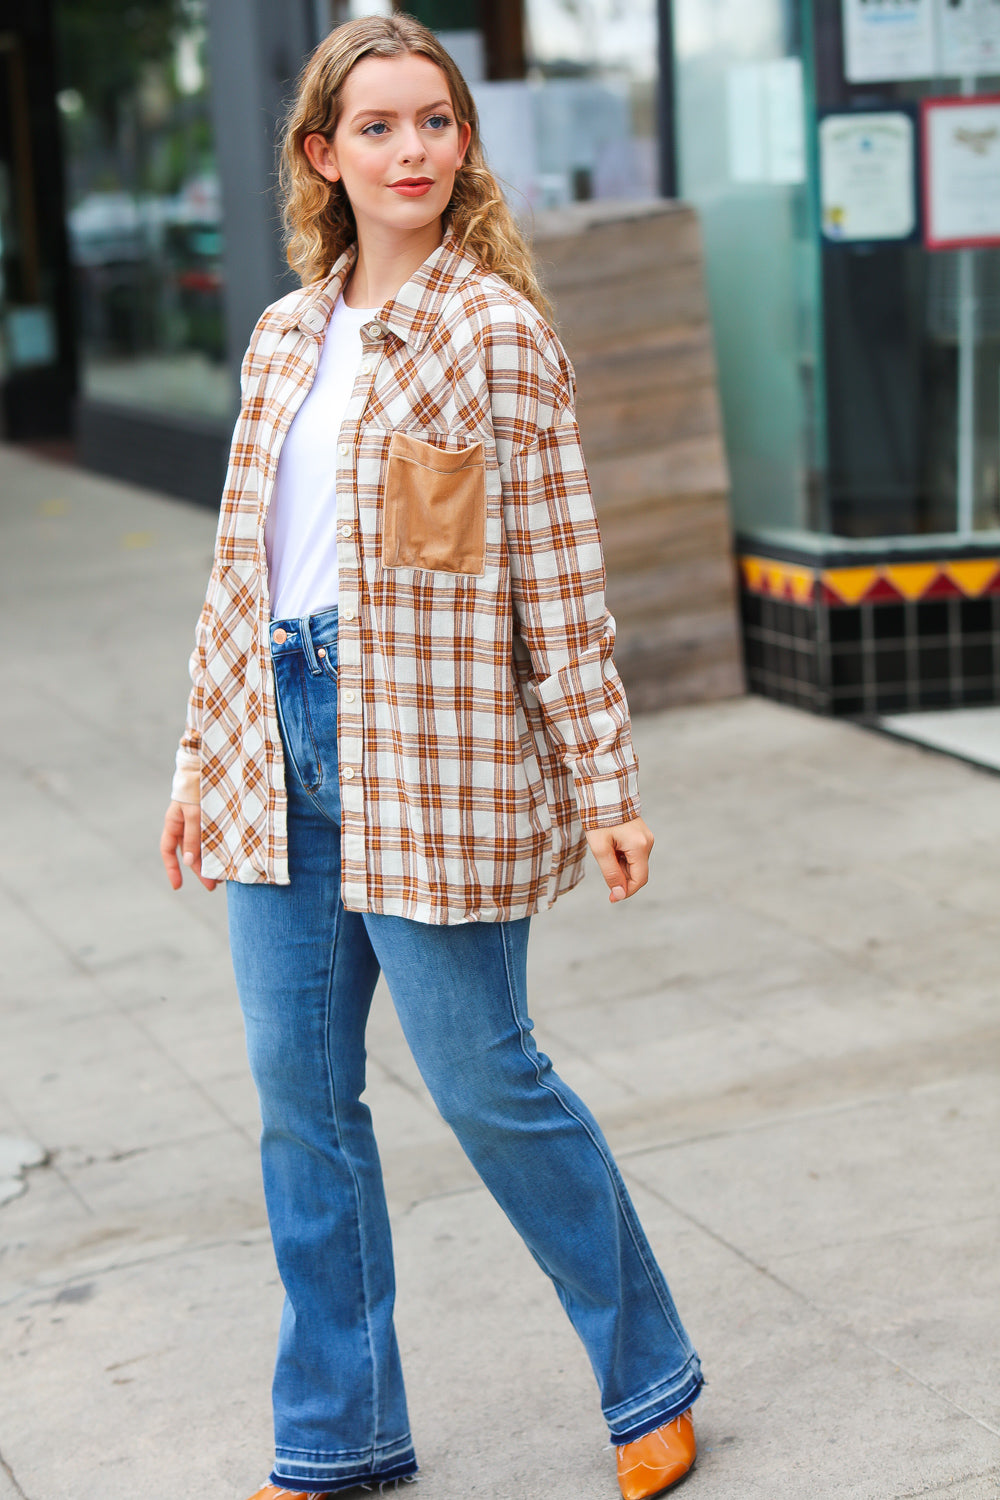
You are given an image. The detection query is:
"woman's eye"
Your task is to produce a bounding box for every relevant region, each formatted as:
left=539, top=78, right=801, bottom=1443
left=426, top=114, right=451, bottom=130
left=362, top=120, right=389, bottom=136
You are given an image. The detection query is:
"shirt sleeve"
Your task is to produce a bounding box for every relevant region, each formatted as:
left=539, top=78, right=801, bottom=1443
left=169, top=585, right=215, bottom=805
left=170, top=319, right=269, bottom=810
left=500, top=327, right=641, bottom=830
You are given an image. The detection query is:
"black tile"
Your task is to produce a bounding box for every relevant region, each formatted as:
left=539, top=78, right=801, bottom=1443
left=741, top=593, right=763, bottom=628
left=828, top=607, right=862, bottom=644
left=917, top=686, right=953, bottom=709
left=962, top=683, right=996, bottom=706
left=872, top=604, right=906, bottom=641
left=962, top=642, right=993, bottom=678
left=874, top=649, right=908, bottom=685
left=959, top=599, right=992, bottom=634
left=793, top=647, right=817, bottom=686
left=918, top=646, right=950, bottom=680
left=758, top=598, right=778, bottom=635
left=875, top=691, right=909, bottom=712
left=793, top=608, right=817, bottom=642
left=831, top=649, right=863, bottom=688
left=831, top=693, right=865, bottom=715
left=916, top=601, right=950, bottom=636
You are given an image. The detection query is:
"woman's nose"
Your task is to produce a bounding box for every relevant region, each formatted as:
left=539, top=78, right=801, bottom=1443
left=398, top=123, right=426, bottom=162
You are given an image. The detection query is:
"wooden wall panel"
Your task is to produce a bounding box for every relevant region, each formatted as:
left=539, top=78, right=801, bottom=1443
left=533, top=200, right=744, bottom=711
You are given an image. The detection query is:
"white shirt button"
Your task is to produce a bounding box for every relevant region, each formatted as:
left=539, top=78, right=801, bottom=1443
left=344, top=690, right=356, bottom=704
left=341, top=607, right=355, bottom=622
left=338, top=442, right=349, bottom=456
left=361, top=360, right=373, bottom=375
left=367, top=323, right=385, bottom=338
left=343, top=767, right=355, bottom=780
left=340, top=524, right=352, bottom=538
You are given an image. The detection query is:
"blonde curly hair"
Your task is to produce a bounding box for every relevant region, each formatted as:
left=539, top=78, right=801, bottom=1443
left=279, top=12, right=552, bottom=319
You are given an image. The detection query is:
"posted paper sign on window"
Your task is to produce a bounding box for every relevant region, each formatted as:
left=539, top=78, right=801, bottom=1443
left=727, top=58, right=806, bottom=185
left=842, top=0, right=936, bottom=82
left=938, top=0, right=1000, bottom=76
left=820, top=113, right=916, bottom=241
left=923, top=96, right=1000, bottom=248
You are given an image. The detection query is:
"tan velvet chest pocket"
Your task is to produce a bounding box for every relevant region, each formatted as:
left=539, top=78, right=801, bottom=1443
left=382, top=431, right=486, bottom=577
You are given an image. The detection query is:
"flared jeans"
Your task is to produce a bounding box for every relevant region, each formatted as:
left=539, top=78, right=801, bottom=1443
left=226, top=608, right=703, bottom=1493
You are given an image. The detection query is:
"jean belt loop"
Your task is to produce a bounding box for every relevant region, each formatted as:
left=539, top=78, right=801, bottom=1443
left=299, top=614, right=322, bottom=675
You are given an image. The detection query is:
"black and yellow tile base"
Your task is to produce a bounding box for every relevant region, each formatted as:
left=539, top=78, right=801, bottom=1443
left=736, top=533, right=1000, bottom=716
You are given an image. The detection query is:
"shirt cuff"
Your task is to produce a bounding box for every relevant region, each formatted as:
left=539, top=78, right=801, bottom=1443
left=171, top=750, right=201, bottom=805
left=574, top=767, right=641, bottom=830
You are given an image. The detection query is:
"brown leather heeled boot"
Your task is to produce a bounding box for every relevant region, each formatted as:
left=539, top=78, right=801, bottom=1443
left=246, top=1486, right=328, bottom=1500
left=616, top=1409, right=696, bottom=1499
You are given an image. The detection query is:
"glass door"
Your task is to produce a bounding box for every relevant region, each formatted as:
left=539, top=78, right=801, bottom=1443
left=671, top=0, right=825, bottom=536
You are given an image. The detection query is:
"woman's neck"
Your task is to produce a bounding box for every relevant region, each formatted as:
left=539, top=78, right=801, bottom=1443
left=342, top=218, right=445, bottom=309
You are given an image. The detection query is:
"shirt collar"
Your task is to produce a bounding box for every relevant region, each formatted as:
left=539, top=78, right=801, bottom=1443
left=275, top=232, right=478, bottom=349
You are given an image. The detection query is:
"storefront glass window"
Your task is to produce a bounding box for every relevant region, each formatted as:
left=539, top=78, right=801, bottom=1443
left=675, top=0, right=1000, bottom=542
left=813, top=0, right=1000, bottom=539
left=470, top=0, right=659, bottom=212
left=53, top=0, right=232, bottom=420
left=673, top=0, right=824, bottom=537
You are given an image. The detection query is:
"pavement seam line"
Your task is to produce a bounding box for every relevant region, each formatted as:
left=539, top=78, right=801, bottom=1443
left=0, top=1446, right=31, bottom=1500
left=892, top=1466, right=1000, bottom=1498
left=627, top=1170, right=1000, bottom=1442
left=0, top=1229, right=272, bottom=1312
left=0, top=863, right=256, bottom=1146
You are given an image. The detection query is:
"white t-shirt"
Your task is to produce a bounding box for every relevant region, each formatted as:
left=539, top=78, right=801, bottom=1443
left=264, top=297, right=375, bottom=622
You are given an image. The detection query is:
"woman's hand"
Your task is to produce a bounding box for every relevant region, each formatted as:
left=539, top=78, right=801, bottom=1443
left=160, top=800, right=218, bottom=892
left=585, top=817, right=654, bottom=903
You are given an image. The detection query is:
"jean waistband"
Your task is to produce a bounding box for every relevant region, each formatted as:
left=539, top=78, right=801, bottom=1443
left=269, top=606, right=338, bottom=673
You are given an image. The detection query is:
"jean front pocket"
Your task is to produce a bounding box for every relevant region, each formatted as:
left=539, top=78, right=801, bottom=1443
left=273, top=652, right=324, bottom=793
left=382, top=431, right=487, bottom=576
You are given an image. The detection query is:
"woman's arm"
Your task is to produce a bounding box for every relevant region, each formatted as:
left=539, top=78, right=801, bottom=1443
left=160, top=581, right=217, bottom=890
left=497, top=317, right=653, bottom=897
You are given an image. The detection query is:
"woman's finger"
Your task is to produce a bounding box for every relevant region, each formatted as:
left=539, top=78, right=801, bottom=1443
left=586, top=829, right=628, bottom=902
left=181, top=803, right=217, bottom=891
left=160, top=804, right=185, bottom=890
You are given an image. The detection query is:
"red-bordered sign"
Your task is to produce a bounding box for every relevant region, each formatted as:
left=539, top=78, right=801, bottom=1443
left=921, top=94, right=1000, bottom=250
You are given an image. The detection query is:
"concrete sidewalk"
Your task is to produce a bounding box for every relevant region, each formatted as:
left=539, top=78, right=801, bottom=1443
left=0, top=444, right=998, bottom=1500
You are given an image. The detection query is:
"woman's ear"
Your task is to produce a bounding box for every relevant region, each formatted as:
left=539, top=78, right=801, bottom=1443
left=456, top=120, right=472, bottom=169
left=303, top=132, right=341, bottom=183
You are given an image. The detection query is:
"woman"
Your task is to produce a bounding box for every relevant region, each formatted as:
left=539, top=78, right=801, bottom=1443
left=160, top=15, right=702, bottom=1499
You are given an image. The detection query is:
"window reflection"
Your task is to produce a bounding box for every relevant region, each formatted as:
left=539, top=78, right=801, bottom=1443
left=54, top=0, right=231, bottom=420
left=475, top=0, right=659, bottom=210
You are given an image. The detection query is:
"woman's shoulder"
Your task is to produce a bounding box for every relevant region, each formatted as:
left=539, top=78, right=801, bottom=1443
left=444, top=264, right=576, bottom=434
left=253, top=281, right=320, bottom=336
left=454, top=262, right=551, bottom=337
left=451, top=264, right=571, bottom=389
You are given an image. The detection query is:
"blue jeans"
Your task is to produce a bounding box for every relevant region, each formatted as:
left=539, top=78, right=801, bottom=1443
left=227, top=607, right=702, bottom=1494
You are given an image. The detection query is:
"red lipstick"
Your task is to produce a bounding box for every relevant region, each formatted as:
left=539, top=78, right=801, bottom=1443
left=389, top=177, right=434, bottom=196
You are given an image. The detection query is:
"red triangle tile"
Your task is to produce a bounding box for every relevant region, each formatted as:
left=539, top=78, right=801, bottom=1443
left=864, top=576, right=904, bottom=604
left=922, top=572, right=962, bottom=599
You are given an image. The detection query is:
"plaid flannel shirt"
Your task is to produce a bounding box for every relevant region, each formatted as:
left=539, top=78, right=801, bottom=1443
left=172, top=233, right=640, bottom=924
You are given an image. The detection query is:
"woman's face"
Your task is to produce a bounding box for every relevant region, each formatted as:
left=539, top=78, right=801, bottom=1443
left=305, top=52, right=471, bottom=247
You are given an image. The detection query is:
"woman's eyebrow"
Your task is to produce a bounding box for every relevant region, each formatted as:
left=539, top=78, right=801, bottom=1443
left=349, top=99, right=452, bottom=123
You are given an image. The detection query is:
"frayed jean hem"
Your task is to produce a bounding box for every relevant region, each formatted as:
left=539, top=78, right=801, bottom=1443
left=271, top=1449, right=418, bottom=1492
left=607, top=1358, right=704, bottom=1445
